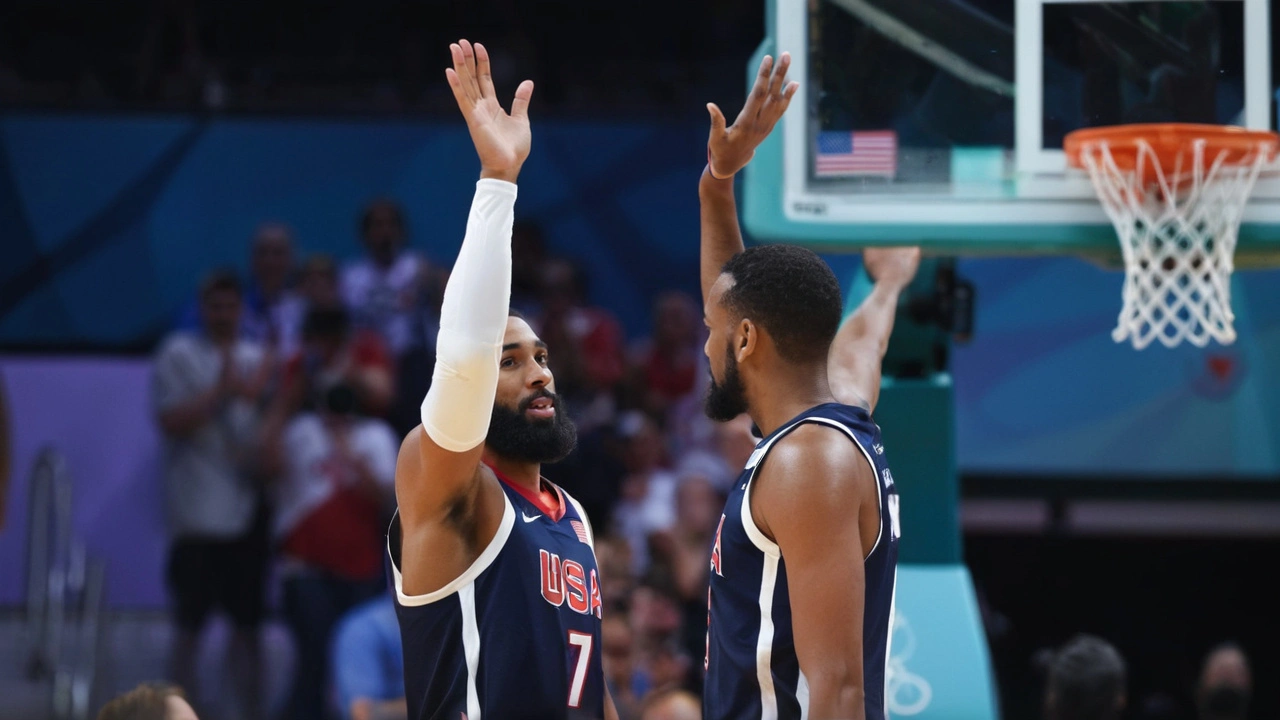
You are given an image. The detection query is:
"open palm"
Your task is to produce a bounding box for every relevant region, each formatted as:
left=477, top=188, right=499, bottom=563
left=707, top=52, right=799, bottom=178
left=446, top=40, right=533, bottom=182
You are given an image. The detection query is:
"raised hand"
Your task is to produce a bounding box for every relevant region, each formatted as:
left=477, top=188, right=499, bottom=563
left=863, top=246, right=922, bottom=291
left=445, top=39, right=534, bottom=183
left=706, top=52, right=799, bottom=179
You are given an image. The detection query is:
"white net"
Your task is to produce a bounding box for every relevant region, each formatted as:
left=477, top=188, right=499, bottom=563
left=1078, top=135, right=1271, bottom=349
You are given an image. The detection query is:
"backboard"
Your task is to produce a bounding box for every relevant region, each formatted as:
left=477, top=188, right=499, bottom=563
left=743, top=0, right=1280, bottom=261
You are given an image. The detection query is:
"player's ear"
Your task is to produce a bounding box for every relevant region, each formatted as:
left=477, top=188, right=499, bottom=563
left=735, top=318, right=757, bottom=362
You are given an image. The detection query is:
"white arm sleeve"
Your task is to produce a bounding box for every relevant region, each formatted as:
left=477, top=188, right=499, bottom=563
left=419, top=178, right=516, bottom=452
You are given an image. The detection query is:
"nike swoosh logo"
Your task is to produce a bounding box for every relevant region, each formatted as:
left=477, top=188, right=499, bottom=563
left=522, top=512, right=541, bottom=523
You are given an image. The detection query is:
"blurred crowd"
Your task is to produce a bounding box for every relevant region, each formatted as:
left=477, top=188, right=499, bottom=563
left=148, top=198, right=745, bottom=720
left=1035, top=636, right=1254, bottom=720
left=0, top=0, right=760, bottom=117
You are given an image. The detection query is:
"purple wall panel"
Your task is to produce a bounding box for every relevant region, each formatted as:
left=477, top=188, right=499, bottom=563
left=0, top=357, right=168, bottom=608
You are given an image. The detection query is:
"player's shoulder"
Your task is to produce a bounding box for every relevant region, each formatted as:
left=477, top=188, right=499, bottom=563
left=771, top=421, right=864, bottom=461
left=753, top=422, right=874, bottom=525
left=761, top=421, right=872, bottom=486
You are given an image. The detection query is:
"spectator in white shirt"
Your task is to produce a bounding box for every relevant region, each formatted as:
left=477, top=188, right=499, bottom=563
left=340, top=199, right=445, bottom=359
left=151, top=270, right=271, bottom=720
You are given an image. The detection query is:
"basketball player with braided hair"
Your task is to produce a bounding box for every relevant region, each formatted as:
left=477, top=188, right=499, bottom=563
left=699, top=52, right=921, bottom=720
left=388, top=40, right=617, bottom=720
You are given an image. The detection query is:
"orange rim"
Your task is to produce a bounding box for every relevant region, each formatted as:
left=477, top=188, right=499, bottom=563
left=1064, top=123, right=1280, bottom=173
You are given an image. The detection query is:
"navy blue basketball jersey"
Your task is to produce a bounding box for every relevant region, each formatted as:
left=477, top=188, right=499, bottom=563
left=704, top=403, right=900, bottom=720
left=388, top=471, right=605, bottom=720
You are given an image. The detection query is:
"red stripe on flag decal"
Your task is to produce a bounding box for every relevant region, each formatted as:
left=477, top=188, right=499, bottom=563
left=570, top=519, right=589, bottom=544
left=815, top=130, right=898, bottom=178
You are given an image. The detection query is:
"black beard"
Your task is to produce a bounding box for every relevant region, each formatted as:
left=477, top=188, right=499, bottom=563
left=486, top=390, right=578, bottom=464
left=704, top=345, right=749, bottom=422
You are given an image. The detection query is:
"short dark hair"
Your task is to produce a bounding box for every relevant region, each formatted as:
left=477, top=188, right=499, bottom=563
left=97, top=682, right=185, bottom=720
left=1045, top=635, right=1127, bottom=720
left=359, top=199, right=406, bottom=237
left=719, top=244, right=842, bottom=363
left=508, top=308, right=526, bottom=321
left=199, top=269, right=242, bottom=301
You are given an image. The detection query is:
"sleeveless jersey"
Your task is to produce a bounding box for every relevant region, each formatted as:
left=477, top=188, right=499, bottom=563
left=388, top=474, right=605, bottom=720
left=704, top=403, right=900, bottom=720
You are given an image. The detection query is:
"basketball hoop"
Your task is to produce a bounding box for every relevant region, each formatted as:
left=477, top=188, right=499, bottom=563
left=1065, top=123, right=1280, bottom=349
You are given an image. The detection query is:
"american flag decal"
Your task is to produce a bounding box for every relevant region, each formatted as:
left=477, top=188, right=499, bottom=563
left=570, top=519, right=589, bottom=544
left=815, top=130, right=897, bottom=178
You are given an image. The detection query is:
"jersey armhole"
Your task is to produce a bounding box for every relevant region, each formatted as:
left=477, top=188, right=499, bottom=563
left=388, top=495, right=516, bottom=606
left=742, top=417, right=883, bottom=560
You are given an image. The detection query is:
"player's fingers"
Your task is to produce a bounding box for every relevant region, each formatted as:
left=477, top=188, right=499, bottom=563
left=707, top=103, right=728, bottom=135
left=445, top=67, right=463, bottom=102
left=741, top=55, right=772, bottom=114
left=756, top=54, right=774, bottom=87
left=457, top=39, right=480, bottom=101
left=759, top=79, right=799, bottom=129
left=475, top=42, right=497, bottom=100
left=769, top=52, right=791, bottom=98
left=445, top=68, right=473, bottom=119
left=510, top=79, right=535, bottom=119
left=449, top=43, right=477, bottom=104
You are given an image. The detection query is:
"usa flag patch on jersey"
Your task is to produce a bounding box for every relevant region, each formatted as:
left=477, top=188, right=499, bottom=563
left=570, top=520, right=589, bottom=544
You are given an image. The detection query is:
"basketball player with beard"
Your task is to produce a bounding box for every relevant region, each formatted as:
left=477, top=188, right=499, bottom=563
left=699, top=52, right=922, bottom=720
left=388, top=40, right=617, bottom=720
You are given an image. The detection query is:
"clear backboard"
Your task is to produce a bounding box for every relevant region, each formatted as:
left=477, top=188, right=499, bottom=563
left=743, top=0, right=1280, bottom=262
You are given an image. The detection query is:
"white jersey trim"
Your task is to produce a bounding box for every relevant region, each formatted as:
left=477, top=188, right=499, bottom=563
left=564, top=491, right=596, bottom=549
left=739, top=415, right=883, bottom=560
left=459, top=582, right=483, bottom=719
left=739, top=419, right=802, bottom=558
left=390, top=493, right=515, bottom=607
left=756, top=552, right=781, bottom=720
left=883, top=566, right=899, bottom=719
left=797, top=671, right=810, bottom=720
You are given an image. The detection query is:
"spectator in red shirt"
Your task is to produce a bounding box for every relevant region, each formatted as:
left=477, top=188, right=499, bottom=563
left=627, top=290, right=702, bottom=421
left=261, top=377, right=399, bottom=720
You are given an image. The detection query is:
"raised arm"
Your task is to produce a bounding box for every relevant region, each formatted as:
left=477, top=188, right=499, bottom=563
left=827, top=247, right=921, bottom=413
left=700, top=53, right=798, bottom=301
left=396, top=39, right=533, bottom=524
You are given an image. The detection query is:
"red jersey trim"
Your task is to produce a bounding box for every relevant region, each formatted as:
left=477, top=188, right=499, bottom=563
left=488, top=465, right=566, bottom=522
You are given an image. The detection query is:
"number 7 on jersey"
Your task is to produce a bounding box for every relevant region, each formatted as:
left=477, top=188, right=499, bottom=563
left=567, top=630, right=593, bottom=708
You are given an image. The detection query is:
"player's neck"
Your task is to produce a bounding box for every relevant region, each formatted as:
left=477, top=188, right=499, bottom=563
left=483, top=452, right=542, bottom=494
left=747, top=367, right=835, bottom=437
